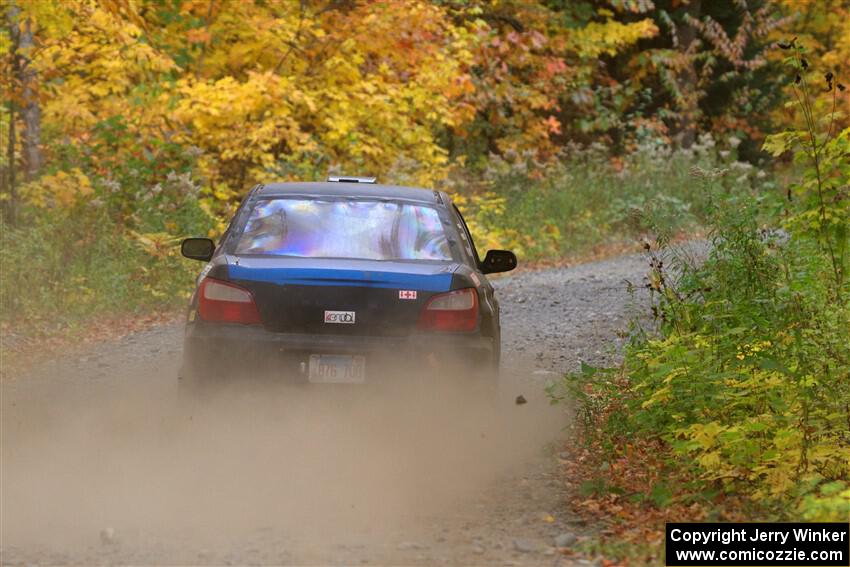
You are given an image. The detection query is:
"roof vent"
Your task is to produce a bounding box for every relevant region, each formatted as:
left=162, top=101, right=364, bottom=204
left=327, top=176, right=377, bottom=184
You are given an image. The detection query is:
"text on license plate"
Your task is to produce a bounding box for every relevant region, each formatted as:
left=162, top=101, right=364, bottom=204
left=308, top=354, right=366, bottom=383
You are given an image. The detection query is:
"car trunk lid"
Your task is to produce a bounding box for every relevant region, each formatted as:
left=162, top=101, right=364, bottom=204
left=226, top=256, right=457, bottom=336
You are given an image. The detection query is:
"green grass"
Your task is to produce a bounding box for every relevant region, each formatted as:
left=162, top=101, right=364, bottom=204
left=0, top=201, right=211, bottom=336
left=454, top=139, right=738, bottom=260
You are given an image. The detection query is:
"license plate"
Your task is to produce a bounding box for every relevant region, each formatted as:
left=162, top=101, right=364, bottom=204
left=308, top=354, right=366, bottom=383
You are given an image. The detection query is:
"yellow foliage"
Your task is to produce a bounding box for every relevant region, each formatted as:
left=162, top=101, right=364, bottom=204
left=568, top=17, right=658, bottom=58
left=775, top=0, right=850, bottom=73
left=27, top=0, right=177, bottom=168
left=9, top=0, right=685, bottom=204
left=687, top=421, right=726, bottom=451
left=128, top=231, right=182, bottom=259
left=22, top=168, right=93, bottom=208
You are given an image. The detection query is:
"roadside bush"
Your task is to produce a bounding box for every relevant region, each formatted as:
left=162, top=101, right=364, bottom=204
left=553, top=47, right=850, bottom=522
left=452, top=136, right=751, bottom=260
left=0, top=169, right=213, bottom=331
left=628, top=198, right=847, bottom=519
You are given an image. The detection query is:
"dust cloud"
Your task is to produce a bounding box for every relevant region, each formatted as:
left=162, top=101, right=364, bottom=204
left=2, top=356, right=565, bottom=563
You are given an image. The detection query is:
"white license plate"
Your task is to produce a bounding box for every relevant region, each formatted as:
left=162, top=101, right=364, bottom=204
left=308, top=354, right=366, bottom=383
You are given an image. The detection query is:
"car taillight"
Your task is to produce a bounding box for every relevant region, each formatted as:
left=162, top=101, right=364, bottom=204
left=418, top=288, right=478, bottom=332
left=197, top=278, right=261, bottom=325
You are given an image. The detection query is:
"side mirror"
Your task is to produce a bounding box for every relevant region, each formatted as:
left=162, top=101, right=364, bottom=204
left=181, top=238, right=215, bottom=261
left=480, top=249, right=517, bottom=274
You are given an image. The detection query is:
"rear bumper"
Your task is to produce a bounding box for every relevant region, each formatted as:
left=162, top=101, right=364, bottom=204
left=183, top=321, right=495, bottom=371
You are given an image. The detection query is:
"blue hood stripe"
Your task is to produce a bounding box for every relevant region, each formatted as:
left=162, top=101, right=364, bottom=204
left=228, top=265, right=453, bottom=292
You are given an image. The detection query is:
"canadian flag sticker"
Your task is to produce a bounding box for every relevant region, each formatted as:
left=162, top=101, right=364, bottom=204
left=399, top=290, right=417, bottom=300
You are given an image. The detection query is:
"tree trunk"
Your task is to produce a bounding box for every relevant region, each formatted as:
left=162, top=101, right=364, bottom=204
left=8, top=2, right=41, bottom=181
left=5, top=86, right=16, bottom=226
left=4, top=3, right=19, bottom=225
left=674, top=0, right=702, bottom=149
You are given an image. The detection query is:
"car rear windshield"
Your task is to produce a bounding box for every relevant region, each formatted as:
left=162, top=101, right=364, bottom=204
left=233, top=198, right=454, bottom=261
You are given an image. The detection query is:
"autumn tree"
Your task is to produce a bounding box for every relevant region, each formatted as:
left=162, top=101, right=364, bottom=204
left=0, top=0, right=843, bottom=213
left=3, top=0, right=45, bottom=223
left=550, top=0, right=789, bottom=155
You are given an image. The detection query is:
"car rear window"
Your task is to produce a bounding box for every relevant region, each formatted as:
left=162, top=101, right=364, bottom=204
left=233, top=198, right=454, bottom=261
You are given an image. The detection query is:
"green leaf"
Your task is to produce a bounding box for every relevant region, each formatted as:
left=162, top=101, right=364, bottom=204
left=759, top=357, right=793, bottom=376
left=580, top=361, right=598, bottom=377
left=762, top=132, right=798, bottom=156
left=650, top=482, right=674, bottom=507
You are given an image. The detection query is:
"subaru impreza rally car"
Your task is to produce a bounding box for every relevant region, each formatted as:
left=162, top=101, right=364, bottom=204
left=179, top=177, right=516, bottom=386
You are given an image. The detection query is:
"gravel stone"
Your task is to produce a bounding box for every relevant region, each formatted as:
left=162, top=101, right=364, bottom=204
left=99, top=528, right=116, bottom=546
left=554, top=533, right=577, bottom=548
left=397, top=542, right=424, bottom=551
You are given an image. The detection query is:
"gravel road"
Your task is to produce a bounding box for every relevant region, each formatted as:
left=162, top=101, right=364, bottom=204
left=1, top=252, right=652, bottom=566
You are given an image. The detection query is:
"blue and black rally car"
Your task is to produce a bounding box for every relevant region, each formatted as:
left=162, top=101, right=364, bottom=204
left=179, top=177, right=517, bottom=386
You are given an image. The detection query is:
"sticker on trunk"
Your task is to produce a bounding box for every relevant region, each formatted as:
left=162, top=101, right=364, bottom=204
left=398, top=290, right=417, bottom=300
left=324, top=310, right=355, bottom=324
